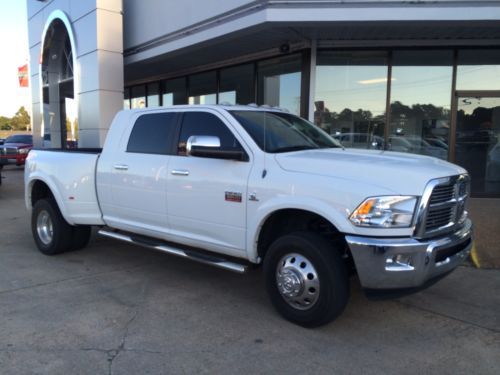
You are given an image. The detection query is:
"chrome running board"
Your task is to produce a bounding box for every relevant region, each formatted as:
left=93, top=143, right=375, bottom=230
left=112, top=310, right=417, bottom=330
left=98, top=229, right=248, bottom=274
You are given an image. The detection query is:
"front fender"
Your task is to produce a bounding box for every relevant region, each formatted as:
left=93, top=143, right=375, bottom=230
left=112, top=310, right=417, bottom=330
left=246, top=195, right=352, bottom=263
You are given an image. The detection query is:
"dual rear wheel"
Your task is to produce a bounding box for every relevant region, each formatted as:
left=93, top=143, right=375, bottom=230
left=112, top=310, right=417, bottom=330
left=32, top=198, right=91, bottom=255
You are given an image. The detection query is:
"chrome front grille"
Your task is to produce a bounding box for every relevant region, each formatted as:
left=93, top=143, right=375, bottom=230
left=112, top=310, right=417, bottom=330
left=415, top=175, right=469, bottom=238
left=2, top=147, right=17, bottom=155
left=429, top=185, right=455, bottom=205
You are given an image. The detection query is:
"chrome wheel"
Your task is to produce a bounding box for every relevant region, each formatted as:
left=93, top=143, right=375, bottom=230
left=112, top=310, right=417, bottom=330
left=36, top=210, right=53, bottom=245
left=276, top=253, right=320, bottom=310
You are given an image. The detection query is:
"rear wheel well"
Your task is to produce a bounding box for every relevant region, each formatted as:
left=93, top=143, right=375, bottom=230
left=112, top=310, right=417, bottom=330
left=257, top=209, right=352, bottom=270
left=31, top=180, right=54, bottom=207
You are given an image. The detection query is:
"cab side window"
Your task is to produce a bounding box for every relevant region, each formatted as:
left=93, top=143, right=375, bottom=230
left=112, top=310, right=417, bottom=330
left=127, top=112, right=177, bottom=154
left=177, top=112, right=242, bottom=155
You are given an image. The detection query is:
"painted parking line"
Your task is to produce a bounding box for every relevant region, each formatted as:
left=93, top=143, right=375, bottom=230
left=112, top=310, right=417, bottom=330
left=470, top=242, right=481, bottom=268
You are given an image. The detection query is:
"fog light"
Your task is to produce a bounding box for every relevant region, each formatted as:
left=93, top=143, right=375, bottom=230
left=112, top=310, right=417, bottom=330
left=385, top=254, right=414, bottom=271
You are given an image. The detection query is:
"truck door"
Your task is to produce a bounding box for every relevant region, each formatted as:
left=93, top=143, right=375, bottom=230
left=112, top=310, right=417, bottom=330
left=166, top=110, right=252, bottom=255
left=104, top=112, right=178, bottom=236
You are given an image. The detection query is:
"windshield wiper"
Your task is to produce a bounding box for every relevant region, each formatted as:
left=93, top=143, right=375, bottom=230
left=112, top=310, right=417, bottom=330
left=271, top=145, right=318, bottom=153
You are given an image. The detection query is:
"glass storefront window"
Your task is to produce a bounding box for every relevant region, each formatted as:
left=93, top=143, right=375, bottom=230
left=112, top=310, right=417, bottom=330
left=130, top=85, right=146, bottom=109
left=162, top=77, right=187, bottom=106
left=389, top=50, right=453, bottom=160
left=64, top=97, right=78, bottom=148
left=219, top=64, right=255, bottom=105
left=315, top=51, right=387, bottom=148
left=147, top=82, right=160, bottom=107
left=189, top=71, right=216, bottom=105
left=123, top=88, right=130, bottom=109
left=258, top=55, right=301, bottom=115
left=457, top=50, right=500, bottom=91
left=455, top=97, right=500, bottom=196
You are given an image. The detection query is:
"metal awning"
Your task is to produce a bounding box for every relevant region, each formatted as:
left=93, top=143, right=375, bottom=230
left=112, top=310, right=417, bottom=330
left=124, top=19, right=500, bottom=85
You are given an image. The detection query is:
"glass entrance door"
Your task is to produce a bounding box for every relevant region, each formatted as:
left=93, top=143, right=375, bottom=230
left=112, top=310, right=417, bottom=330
left=454, top=95, right=500, bottom=196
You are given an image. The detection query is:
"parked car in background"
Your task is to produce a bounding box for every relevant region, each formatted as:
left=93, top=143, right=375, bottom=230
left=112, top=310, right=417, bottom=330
left=487, top=141, right=500, bottom=186
left=0, top=134, right=33, bottom=168
left=425, top=137, right=449, bottom=150
left=404, top=136, right=448, bottom=160
left=332, top=133, right=385, bottom=150
left=388, top=136, right=448, bottom=160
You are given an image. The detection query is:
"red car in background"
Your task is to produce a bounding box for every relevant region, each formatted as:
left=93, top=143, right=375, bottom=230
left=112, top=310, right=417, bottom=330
left=0, top=134, right=33, bottom=168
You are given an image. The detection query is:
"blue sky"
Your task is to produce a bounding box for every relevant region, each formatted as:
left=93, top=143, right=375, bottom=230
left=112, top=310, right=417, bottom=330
left=0, top=0, right=30, bottom=117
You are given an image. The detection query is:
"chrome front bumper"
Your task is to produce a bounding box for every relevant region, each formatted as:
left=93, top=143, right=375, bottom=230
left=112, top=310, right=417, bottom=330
left=345, top=219, right=473, bottom=289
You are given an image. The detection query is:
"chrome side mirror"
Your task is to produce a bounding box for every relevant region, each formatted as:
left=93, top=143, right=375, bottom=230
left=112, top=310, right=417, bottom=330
left=186, top=135, right=221, bottom=156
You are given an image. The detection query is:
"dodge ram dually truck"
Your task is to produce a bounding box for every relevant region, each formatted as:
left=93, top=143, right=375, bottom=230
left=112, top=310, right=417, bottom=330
left=25, top=105, right=473, bottom=327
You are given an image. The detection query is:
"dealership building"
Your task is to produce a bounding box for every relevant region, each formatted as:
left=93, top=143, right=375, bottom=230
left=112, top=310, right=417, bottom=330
left=27, top=0, right=500, bottom=256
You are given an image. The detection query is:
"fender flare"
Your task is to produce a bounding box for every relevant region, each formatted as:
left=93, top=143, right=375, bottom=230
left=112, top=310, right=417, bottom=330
left=26, top=174, right=74, bottom=225
left=247, top=196, right=351, bottom=262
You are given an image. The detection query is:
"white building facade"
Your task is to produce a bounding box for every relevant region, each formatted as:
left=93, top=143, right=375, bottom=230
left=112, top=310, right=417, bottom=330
left=27, top=0, right=500, bottom=248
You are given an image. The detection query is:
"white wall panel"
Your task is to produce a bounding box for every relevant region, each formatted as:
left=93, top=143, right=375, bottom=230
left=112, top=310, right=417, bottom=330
left=30, top=103, right=42, bottom=147
left=73, top=11, right=98, bottom=57
left=78, top=50, right=123, bottom=93
left=96, top=9, right=123, bottom=52
left=98, top=51, right=124, bottom=92
left=78, top=128, right=112, bottom=148
left=97, top=0, right=123, bottom=12
left=28, top=10, right=44, bottom=48
left=78, top=90, right=123, bottom=129
left=123, top=0, right=253, bottom=48
left=29, top=44, right=40, bottom=78
left=78, top=52, right=99, bottom=93
left=69, top=0, right=97, bottom=21
left=30, top=72, right=41, bottom=106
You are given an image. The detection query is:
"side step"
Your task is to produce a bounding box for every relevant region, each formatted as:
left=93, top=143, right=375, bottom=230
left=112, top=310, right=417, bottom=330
left=98, top=229, right=248, bottom=274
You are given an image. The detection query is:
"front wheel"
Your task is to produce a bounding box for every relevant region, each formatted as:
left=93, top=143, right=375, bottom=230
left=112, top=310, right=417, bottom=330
left=264, top=232, right=349, bottom=327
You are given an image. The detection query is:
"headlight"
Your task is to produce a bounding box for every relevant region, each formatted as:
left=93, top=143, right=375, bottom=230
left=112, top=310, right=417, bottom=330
left=350, top=196, right=417, bottom=228
left=18, top=148, right=30, bottom=154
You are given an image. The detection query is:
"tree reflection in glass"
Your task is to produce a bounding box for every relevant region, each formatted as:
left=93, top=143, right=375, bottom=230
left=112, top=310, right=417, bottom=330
left=314, top=51, right=387, bottom=150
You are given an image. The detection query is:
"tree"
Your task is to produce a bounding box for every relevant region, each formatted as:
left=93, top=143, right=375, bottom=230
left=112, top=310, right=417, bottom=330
left=0, top=116, right=11, bottom=130
left=10, top=106, right=31, bottom=131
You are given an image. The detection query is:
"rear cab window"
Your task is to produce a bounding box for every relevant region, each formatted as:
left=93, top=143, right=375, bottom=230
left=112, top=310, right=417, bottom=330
left=127, top=112, right=177, bottom=154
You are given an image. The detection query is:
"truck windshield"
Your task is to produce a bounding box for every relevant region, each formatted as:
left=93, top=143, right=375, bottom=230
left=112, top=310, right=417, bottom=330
left=5, top=135, right=33, bottom=144
left=230, top=110, right=341, bottom=153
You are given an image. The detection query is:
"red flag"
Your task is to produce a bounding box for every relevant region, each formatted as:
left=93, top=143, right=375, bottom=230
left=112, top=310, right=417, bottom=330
left=18, top=64, right=29, bottom=87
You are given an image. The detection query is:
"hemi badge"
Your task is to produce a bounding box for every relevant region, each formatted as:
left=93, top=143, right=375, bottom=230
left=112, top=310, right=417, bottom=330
left=225, top=191, right=242, bottom=203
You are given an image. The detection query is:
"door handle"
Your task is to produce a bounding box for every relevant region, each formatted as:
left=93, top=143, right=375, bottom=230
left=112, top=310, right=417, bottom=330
left=114, top=164, right=129, bottom=171
left=171, top=169, right=189, bottom=176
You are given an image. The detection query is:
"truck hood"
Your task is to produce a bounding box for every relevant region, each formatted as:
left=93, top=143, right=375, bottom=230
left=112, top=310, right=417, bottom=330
left=274, top=148, right=467, bottom=195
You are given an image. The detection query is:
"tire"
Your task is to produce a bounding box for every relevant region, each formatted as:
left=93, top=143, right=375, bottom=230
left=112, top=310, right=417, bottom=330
left=71, top=226, right=92, bottom=250
left=264, top=232, right=349, bottom=328
left=32, top=199, right=73, bottom=255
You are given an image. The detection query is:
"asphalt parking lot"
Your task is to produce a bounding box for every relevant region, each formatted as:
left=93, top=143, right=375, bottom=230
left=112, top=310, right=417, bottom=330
left=1, top=166, right=499, bottom=375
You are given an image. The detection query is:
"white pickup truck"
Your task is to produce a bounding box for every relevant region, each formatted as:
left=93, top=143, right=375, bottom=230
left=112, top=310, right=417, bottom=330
left=25, top=105, right=473, bottom=327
